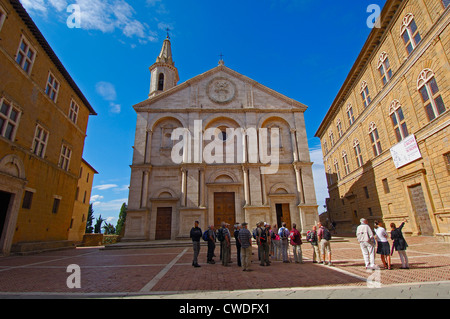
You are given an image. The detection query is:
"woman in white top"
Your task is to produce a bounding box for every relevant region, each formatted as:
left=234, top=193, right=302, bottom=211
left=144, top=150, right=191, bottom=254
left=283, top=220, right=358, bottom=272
left=374, top=221, right=392, bottom=270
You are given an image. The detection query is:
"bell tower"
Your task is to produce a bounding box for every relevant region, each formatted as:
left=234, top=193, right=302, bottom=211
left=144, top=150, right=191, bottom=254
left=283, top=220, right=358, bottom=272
left=149, top=33, right=179, bottom=98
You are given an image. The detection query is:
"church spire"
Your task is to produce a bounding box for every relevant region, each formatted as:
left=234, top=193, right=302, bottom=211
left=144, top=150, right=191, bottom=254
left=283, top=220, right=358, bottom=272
left=149, top=32, right=179, bottom=98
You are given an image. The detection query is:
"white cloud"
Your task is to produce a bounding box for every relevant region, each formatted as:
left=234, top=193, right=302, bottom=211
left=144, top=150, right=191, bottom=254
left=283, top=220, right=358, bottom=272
left=92, top=198, right=128, bottom=213
left=95, top=82, right=117, bottom=101
left=22, top=0, right=159, bottom=43
left=109, top=102, right=121, bottom=114
left=90, top=194, right=104, bottom=202
left=93, top=184, right=118, bottom=190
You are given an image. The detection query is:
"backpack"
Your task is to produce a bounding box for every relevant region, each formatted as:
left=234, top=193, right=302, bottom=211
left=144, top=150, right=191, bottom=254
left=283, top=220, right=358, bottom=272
left=217, top=228, right=225, bottom=242
left=259, top=227, right=267, bottom=242
left=322, top=227, right=332, bottom=241
left=279, top=227, right=288, bottom=239
left=202, top=230, right=209, bottom=241
left=252, top=228, right=257, bottom=240
left=270, top=230, right=276, bottom=240
left=306, top=230, right=312, bottom=242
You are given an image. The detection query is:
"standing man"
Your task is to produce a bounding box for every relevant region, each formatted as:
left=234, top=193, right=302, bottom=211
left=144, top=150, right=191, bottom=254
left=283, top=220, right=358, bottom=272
left=207, top=225, right=216, bottom=264
left=307, top=225, right=321, bottom=263
left=356, top=218, right=376, bottom=270
left=278, top=222, right=290, bottom=263
left=317, top=222, right=332, bottom=266
left=219, top=222, right=231, bottom=267
left=190, top=220, right=202, bottom=268
left=290, top=223, right=303, bottom=263
left=257, top=222, right=271, bottom=266
left=234, top=224, right=242, bottom=267
left=238, top=222, right=253, bottom=271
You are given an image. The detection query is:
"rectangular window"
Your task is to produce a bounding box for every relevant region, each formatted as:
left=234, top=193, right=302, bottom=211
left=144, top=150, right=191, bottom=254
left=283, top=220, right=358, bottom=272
left=382, top=178, right=390, bottom=194
left=444, top=152, right=450, bottom=174
left=22, top=191, right=34, bottom=209
left=52, top=198, right=61, bottom=214
left=0, top=98, right=20, bottom=141
left=45, top=73, right=60, bottom=102
left=364, top=186, right=369, bottom=198
left=347, top=106, right=355, bottom=126
left=16, top=37, right=36, bottom=74
left=354, top=143, right=363, bottom=168
left=334, top=161, right=341, bottom=182
left=343, top=153, right=351, bottom=175
left=368, top=207, right=373, bottom=216
left=390, top=107, right=409, bottom=142
left=337, top=120, right=343, bottom=138
left=69, top=100, right=79, bottom=124
left=32, top=124, right=49, bottom=158
left=361, top=86, right=371, bottom=108
left=59, top=144, right=72, bottom=171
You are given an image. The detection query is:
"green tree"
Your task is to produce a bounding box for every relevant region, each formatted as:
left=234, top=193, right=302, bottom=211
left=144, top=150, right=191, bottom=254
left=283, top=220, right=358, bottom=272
left=115, top=203, right=127, bottom=236
left=94, top=215, right=105, bottom=234
left=85, top=203, right=94, bottom=234
left=102, top=222, right=116, bottom=235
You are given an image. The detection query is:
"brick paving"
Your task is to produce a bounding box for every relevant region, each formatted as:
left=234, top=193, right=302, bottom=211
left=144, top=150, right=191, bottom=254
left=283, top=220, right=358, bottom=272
left=0, top=236, right=448, bottom=296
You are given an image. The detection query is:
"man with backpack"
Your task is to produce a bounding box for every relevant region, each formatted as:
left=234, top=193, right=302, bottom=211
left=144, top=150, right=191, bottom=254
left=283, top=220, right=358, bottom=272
left=306, top=225, right=321, bottom=263
left=218, top=222, right=231, bottom=266
left=189, top=220, right=202, bottom=268
left=257, top=222, right=271, bottom=266
left=204, top=225, right=216, bottom=264
left=278, top=222, right=290, bottom=263
left=290, top=223, right=303, bottom=264
left=317, top=222, right=332, bottom=266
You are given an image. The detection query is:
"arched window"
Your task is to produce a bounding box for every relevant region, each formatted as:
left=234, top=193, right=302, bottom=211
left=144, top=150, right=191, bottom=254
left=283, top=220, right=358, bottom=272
left=377, top=52, right=393, bottom=85
left=389, top=100, right=409, bottom=142
left=360, top=81, right=371, bottom=108
left=401, top=14, right=421, bottom=55
left=369, top=122, right=382, bottom=156
left=353, top=139, right=364, bottom=168
left=417, top=69, right=446, bottom=121
left=334, top=158, right=341, bottom=182
left=329, top=129, right=335, bottom=147
left=336, top=119, right=343, bottom=138
left=342, top=151, right=350, bottom=175
left=346, top=103, right=355, bottom=126
left=158, top=73, right=164, bottom=91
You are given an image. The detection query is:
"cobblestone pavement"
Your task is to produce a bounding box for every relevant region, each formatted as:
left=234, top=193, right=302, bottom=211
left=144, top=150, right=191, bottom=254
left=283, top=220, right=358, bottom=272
left=0, top=236, right=448, bottom=298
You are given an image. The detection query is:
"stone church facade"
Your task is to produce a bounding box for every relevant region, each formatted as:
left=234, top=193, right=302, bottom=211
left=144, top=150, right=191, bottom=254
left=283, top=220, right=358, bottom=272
left=124, top=37, right=319, bottom=240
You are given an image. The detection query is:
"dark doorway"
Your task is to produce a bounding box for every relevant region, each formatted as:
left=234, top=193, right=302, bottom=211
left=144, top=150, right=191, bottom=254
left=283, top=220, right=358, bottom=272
left=0, top=191, right=12, bottom=241
left=155, top=207, right=172, bottom=240
left=275, top=203, right=291, bottom=230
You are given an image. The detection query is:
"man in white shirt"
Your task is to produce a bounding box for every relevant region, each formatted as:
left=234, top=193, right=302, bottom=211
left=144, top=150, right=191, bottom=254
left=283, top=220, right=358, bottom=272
left=356, top=218, right=376, bottom=270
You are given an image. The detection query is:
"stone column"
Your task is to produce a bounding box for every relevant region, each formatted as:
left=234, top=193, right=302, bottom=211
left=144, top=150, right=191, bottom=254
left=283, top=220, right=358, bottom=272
left=181, top=167, right=187, bottom=207
left=294, top=165, right=305, bottom=204
left=144, top=130, right=153, bottom=164
left=260, top=167, right=267, bottom=205
left=242, top=165, right=250, bottom=205
left=290, top=129, right=299, bottom=162
left=141, top=169, right=150, bottom=208
left=199, top=168, right=205, bottom=207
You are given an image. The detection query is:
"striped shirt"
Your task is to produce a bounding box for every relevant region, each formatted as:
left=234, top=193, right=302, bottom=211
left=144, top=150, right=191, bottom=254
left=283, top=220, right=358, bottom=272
left=238, top=228, right=252, bottom=248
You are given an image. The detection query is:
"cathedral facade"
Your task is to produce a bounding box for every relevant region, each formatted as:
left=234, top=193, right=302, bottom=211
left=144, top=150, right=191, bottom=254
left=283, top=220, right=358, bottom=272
left=124, top=37, right=319, bottom=240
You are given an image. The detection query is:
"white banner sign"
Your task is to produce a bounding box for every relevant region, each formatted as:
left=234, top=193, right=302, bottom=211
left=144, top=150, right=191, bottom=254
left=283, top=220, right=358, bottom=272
left=390, top=135, right=422, bottom=169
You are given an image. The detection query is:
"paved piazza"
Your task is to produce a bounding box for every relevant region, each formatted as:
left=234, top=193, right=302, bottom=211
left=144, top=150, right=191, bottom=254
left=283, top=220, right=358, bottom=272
left=0, top=236, right=449, bottom=298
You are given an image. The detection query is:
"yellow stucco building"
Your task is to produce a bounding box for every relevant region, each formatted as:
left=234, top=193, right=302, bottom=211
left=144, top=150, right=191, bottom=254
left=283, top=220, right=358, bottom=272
left=0, top=0, right=97, bottom=255
left=315, top=0, right=449, bottom=239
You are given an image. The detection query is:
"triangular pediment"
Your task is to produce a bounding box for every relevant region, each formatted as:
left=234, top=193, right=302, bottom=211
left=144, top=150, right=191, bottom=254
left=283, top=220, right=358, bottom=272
left=134, top=65, right=308, bottom=111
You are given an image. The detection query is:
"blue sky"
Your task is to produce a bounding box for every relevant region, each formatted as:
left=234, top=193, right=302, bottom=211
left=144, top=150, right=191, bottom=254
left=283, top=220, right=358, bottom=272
left=21, top=0, right=386, bottom=225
